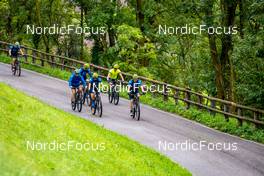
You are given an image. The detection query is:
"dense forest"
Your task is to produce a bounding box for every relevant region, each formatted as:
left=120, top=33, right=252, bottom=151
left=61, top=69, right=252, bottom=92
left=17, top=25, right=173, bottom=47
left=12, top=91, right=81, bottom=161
left=0, top=0, right=263, bottom=109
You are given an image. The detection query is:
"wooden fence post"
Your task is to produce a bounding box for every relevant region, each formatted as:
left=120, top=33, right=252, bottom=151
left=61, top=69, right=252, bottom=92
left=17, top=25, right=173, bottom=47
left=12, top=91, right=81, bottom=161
left=174, top=89, right=179, bottom=105
left=254, top=112, right=260, bottom=128
left=5, top=43, right=8, bottom=56
left=32, top=50, right=36, bottom=64
left=41, top=53, right=44, bottom=66
left=51, top=56, right=55, bottom=68
left=24, top=47, right=28, bottom=63
left=237, top=108, right=243, bottom=126
left=61, top=57, right=65, bottom=70
left=197, top=95, right=203, bottom=109
left=210, top=100, right=216, bottom=116
left=185, top=89, right=191, bottom=109
left=163, top=84, right=168, bottom=101
left=224, top=104, right=229, bottom=122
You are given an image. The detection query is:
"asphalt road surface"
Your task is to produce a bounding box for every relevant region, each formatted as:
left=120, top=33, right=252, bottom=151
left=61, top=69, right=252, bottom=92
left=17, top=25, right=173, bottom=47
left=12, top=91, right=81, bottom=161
left=0, top=63, right=264, bottom=176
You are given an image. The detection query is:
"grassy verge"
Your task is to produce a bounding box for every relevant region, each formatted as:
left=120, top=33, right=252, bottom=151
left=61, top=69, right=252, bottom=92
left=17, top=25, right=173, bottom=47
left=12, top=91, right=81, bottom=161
left=1, top=54, right=263, bottom=144
left=0, top=83, right=191, bottom=176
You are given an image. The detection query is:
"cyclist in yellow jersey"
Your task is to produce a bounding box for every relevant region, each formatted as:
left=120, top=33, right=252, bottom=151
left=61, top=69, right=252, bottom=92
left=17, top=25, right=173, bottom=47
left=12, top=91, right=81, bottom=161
left=107, top=64, right=124, bottom=83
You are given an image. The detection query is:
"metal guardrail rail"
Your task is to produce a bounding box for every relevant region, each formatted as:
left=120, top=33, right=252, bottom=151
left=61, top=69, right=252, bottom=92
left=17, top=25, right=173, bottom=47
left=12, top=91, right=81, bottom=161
left=0, top=41, right=263, bottom=127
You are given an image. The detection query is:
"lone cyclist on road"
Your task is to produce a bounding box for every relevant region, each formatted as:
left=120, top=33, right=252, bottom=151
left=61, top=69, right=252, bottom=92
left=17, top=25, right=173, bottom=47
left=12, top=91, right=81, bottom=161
left=69, top=69, right=87, bottom=103
left=107, top=64, right=124, bottom=91
left=9, top=42, right=24, bottom=69
left=89, top=73, right=102, bottom=113
left=128, top=74, right=145, bottom=116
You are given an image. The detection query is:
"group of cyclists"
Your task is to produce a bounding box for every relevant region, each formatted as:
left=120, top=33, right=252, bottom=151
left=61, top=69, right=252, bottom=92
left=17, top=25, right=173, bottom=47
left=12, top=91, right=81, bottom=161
left=8, top=42, right=145, bottom=118
left=69, top=63, right=145, bottom=117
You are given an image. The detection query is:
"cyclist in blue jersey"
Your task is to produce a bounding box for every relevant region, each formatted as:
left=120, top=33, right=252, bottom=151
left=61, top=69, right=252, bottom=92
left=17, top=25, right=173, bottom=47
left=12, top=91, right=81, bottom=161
left=88, top=73, right=102, bottom=111
left=80, top=63, right=93, bottom=100
left=9, top=42, right=24, bottom=68
left=80, top=63, right=92, bottom=81
left=128, top=74, right=145, bottom=116
left=69, top=69, right=87, bottom=103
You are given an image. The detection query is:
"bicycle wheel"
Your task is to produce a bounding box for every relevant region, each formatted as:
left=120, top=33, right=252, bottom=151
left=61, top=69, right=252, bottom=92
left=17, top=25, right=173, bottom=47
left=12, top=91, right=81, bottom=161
left=17, top=63, right=21, bottom=76
left=77, top=93, right=83, bottom=112
left=97, top=97, right=103, bottom=117
left=91, top=101, right=97, bottom=115
left=86, top=94, right=91, bottom=107
left=82, top=92, right=86, bottom=105
left=114, top=92, right=119, bottom=105
left=108, top=90, right=112, bottom=103
left=132, top=103, right=136, bottom=119
left=71, top=100, right=76, bottom=111
left=136, top=103, right=140, bottom=121
left=12, top=64, right=16, bottom=76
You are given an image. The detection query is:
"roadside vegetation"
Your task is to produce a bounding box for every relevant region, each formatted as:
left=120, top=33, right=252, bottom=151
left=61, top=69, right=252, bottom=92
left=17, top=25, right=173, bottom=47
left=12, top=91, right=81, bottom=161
left=0, top=82, right=191, bottom=176
left=1, top=0, right=263, bottom=109
left=1, top=55, right=264, bottom=144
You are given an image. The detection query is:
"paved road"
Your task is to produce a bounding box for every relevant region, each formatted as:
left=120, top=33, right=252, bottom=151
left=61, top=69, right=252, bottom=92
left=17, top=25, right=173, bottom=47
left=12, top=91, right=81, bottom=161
left=0, top=62, right=264, bottom=176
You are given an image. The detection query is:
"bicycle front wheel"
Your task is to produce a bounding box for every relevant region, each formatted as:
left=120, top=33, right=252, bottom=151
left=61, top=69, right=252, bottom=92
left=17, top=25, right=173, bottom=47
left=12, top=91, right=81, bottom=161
left=114, top=92, right=119, bottom=105
left=97, top=98, right=103, bottom=117
left=17, top=64, right=21, bottom=76
left=136, top=103, right=140, bottom=121
left=77, top=93, right=83, bottom=112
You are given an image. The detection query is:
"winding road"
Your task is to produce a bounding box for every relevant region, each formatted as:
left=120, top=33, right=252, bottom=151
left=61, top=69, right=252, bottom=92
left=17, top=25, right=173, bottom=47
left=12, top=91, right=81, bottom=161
left=0, top=62, right=263, bottom=176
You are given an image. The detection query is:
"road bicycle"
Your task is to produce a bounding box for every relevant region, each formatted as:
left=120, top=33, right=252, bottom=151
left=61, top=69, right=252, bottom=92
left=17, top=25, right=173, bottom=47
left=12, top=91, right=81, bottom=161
left=71, top=88, right=83, bottom=112
left=91, top=89, right=103, bottom=117
left=11, top=57, right=21, bottom=76
left=83, top=83, right=91, bottom=107
left=108, top=80, right=119, bottom=105
left=131, top=93, right=142, bottom=121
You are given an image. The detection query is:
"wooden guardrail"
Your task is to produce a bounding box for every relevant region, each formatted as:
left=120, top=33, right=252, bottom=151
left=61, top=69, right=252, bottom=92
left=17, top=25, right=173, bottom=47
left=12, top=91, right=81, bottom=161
left=0, top=41, right=263, bottom=128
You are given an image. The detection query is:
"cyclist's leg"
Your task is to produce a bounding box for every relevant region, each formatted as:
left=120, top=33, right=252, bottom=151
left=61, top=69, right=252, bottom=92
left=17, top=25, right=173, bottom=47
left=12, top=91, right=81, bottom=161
left=110, top=79, right=116, bottom=92
left=11, top=56, right=17, bottom=68
left=79, top=85, right=83, bottom=94
left=83, top=81, right=89, bottom=99
left=129, top=93, right=134, bottom=114
left=90, top=92, right=96, bottom=108
left=71, top=88, right=76, bottom=102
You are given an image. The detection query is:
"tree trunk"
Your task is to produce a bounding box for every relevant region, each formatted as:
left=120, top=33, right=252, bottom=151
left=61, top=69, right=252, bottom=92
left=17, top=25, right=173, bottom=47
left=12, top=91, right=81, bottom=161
left=136, top=0, right=144, bottom=32
left=238, top=0, right=244, bottom=38
left=80, top=4, right=84, bottom=60
left=219, top=0, right=238, bottom=102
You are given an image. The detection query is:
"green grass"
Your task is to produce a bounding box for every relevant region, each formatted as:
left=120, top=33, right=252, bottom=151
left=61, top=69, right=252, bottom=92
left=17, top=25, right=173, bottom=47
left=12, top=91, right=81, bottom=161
left=0, top=83, right=191, bottom=176
left=1, top=54, right=264, bottom=144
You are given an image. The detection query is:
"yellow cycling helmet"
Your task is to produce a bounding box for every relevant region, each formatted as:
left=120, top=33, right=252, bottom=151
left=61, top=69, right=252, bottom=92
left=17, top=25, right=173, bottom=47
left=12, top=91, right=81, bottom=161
left=84, top=63, right=90, bottom=69
left=113, top=64, right=119, bottom=69
left=93, top=72, right=99, bottom=78
left=133, top=74, right=138, bottom=80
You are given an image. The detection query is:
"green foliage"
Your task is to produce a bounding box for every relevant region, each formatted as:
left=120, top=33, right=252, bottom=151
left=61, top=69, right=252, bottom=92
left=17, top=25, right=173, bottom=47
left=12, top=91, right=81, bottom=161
left=1, top=0, right=263, bottom=111
left=232, top=32, right=264, bottom=108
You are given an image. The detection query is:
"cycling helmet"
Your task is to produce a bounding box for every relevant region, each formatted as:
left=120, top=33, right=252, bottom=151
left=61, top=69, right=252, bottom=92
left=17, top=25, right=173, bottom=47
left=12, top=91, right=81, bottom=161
left=74, top=69, right=80, bottom=74
left=93, top=72, right=98, bottom=78
left=15, top=42, right=20, bottom=46
left=84, top=63, right=90, bottom=69
left=133, top=74, right=138, bottom=80
left=113, top=64, right=119, bottom=69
